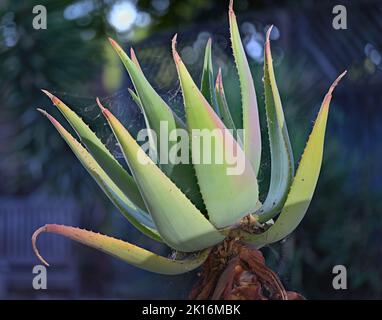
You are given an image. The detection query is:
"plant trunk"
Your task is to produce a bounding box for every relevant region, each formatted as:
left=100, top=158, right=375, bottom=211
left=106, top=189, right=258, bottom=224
left=189, top=238, right=304, bottom=300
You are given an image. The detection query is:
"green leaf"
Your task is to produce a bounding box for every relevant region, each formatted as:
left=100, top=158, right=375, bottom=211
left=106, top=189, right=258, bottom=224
left=109, top=39, right=205, bottom=212
left=100, top=103, right=225, bottom=252
left=200, top=38, right=220, bottom=115
left=124, top=94, right=203, bottom=214
left=38, top=109, right=161, bottom=242
left=108, top=38, right=181, bottom=173
left=172, top=35, right=260, bottom=228
left=130, top=47, right=143, bottom=72
left=229, top=0, right=261, bottom=175
left=128, top=88, right=142, bottom=110
left=215, top=68, right=240, bottom=140
left=41, top=90, right=147, bottom=212
left=237, top=72, right=346, bottom=246
left=257, top=27, right=294, bottom=223
left=33, top=224, right=209, bottom=274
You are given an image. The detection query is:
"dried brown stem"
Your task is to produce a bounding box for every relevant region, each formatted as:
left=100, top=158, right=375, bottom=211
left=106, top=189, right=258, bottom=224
left=189, top=238, right=304, bottom=300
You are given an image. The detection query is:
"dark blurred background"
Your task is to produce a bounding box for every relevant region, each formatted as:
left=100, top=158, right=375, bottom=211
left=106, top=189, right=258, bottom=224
left=0, top=0, right=381, bottom=299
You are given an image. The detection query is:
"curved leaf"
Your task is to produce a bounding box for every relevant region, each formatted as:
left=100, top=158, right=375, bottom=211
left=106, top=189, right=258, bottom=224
left=99, top=102, right=225, bottom=252
left=109, top=38, right=181, bottom=170
left=229, top=0, right=261, bottom=175
left=41, top=90, right=147, bottom=212
left=109, top=39, right=205, bottom=212
left=200, top=38, right=220, bottom=115
left=237, top=72, right=346, bottom=246
left=257, top=27, right=294, bottom=223
left=38, top=109, right=161, bottom=241
left=128, top=88, right=142, bottom=110
left=130, top=47, right=143, bottom=72
left=33, top=224, right=208, bottom=274
left=215, top=68, right=239, bottom=139
left=172, top=35, right=260, bottom=228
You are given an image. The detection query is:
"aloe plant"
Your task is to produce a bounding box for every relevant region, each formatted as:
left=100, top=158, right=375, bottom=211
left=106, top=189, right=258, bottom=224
left=32, top=0, right=345, bottom=299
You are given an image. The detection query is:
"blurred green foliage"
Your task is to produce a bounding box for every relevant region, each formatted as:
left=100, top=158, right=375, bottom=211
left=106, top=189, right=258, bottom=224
left=0, top=0, right=109, bottom=195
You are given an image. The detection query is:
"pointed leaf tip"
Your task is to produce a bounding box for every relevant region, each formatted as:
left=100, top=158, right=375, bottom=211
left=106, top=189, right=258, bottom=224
left=41, top=89, right=53, bottom=100
left=108, top=37, right=118, bottom=47
left=171, top=34, right=179, bottom=61
left=229, top=0, right=262, bottom=174
left=130, top=47, right=136, bottom=59
left=266, top=25, right=274, bottom=42
left=108, top=38, right=126, bottom=56
left=217, top=67, right=222, bottom=79
left=328, top=70, right=347, bottom=96
left=37, top=107, right=59, bottom=126
left=32, top=225, right=50, bottom=267
left=200, top=36, right=220, bottom=115
left=229, top=0, right=234, bottom=13
left=41, top=89, right=60, bottom=105
left=38, top=108, right=58, bottom=125
left=130, top=47, right=143, bottom=71
left=216, top=68, right=223, bottom=90
left=101, top=106, right=112, bottom=119
left=173, top=39, right=259, bottom=227
left=109, top=33, right=203, bottom=207
left=322, top=71, right=346, bottom=109
left=96, top=97, right=106, bottom=112
left=36, top=107, right=46, bottom=115
left=241, top=73, right=345, bottom=245
left=39, top=109, right=158, bottom=239
left=214, top=67, right=238, bottom=134
left=256, top=24, right=294, bottom=222
left=32, top=224, right=210, bottom=274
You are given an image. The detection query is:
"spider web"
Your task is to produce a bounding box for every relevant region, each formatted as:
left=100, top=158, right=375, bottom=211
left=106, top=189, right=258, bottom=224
left=48, top=80, right=185, bottom=165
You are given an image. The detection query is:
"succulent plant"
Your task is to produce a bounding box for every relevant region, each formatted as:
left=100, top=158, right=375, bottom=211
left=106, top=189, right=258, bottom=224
left=32, top=0, right=345, bottom=297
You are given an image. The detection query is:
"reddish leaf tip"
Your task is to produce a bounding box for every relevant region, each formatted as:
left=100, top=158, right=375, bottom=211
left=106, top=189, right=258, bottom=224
left=172, top=33, right=178, bottom=44
left=41, top=89, right=53, bottom=99
left=265, top=25, right=274, bottom=43
left=322, top=71, right=347, bottom=108
left=41, top=89, right=61, bottom=105
left=229, top=0, right=234, bottom=13
left=108, top=37, right=117, bottom=46
left=36, top=107, right=47, bottom=116
left=32, top=225, right=50, bottom=267
left=171, top=34, right=180, bottom=62
left=130, top=47, right=136, bottom=58
left=216, top=67, right=223, bottom=91
left=37, top=108, right=60, bottom=127
left=97, top=99, right=112, bottom=119
left=328, top=70, right=347, bottom=96
left=130, top=47, right=143, bottom=71
left=96, top=97, right=106, bottom=112
left=108, top=37, right=122, bottom=52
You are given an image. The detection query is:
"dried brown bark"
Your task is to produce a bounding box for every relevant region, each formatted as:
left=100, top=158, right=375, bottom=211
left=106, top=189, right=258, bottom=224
left=189, top=238, right=304, bottom=300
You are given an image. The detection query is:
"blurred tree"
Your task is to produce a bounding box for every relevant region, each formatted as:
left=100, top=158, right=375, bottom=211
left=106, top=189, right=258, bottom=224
left=0, top=0, right=112, bottom=196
